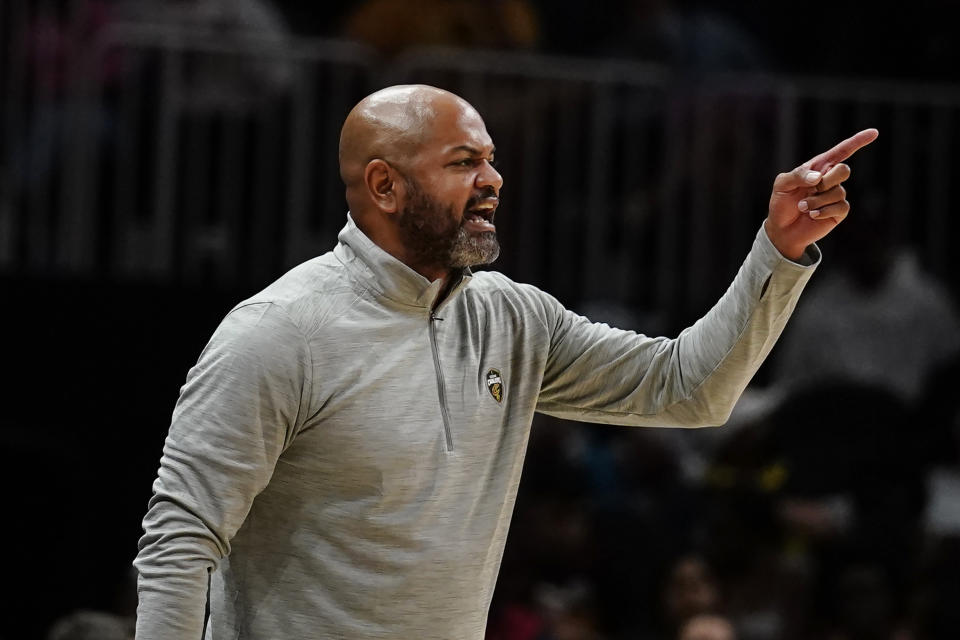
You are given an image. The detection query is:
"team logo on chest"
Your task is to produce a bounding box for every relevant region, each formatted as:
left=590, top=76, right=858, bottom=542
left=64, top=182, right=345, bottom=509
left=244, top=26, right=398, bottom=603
left=485, top=369, right=504, bottom=403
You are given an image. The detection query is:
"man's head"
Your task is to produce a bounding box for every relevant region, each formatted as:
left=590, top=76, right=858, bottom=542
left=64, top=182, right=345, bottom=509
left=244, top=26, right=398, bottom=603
left=339, top=85, right=502, bottom=281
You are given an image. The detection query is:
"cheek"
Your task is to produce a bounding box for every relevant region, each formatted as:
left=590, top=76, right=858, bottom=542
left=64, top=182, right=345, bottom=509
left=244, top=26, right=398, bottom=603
left=433, top=176, right=475, bottom=202
left=441, top=190, right=470, bottom=217
left=416, top=173, right=474, bottom=217
left=445, top=184, right=471, bottom=203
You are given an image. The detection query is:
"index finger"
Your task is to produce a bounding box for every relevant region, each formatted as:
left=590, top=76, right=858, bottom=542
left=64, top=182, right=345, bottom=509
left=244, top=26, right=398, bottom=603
left=806, top=128, right=879, bottom=172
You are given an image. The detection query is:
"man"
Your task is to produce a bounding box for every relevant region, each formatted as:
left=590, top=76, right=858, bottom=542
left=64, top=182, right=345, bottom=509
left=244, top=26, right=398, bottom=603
left=134, top=84, right=877, bottom=639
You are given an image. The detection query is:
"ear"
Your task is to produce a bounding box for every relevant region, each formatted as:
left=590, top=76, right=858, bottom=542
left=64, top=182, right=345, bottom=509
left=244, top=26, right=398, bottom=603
left=364, top=159, right=401, bottom=214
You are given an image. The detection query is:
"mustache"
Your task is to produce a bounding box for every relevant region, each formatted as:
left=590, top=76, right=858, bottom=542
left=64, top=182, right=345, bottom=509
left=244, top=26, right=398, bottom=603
left=464, top=187, right=498, bottom=212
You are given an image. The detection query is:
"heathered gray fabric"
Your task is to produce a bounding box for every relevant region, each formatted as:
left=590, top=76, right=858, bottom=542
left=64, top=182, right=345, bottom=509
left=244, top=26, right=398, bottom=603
left=135, top=215, right=819, bottom=640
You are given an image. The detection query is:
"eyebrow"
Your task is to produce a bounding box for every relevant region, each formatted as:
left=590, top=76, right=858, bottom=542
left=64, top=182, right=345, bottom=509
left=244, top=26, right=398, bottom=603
left=450, top=145, right=496, bottom=156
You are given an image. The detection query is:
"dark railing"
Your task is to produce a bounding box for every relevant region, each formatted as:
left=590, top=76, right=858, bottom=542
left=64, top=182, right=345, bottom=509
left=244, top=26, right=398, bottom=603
left=3, top=18, right=959, bottom=328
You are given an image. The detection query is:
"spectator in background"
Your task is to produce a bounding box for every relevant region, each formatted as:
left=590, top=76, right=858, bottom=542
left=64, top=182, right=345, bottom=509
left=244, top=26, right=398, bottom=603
left=46, top=610, right=133, bottom=640
left=533, top=579, right=606, bottom=640
left=678, top=614, right=736, bottom=640
left=663, top=555, right=722, bottom=628
left=630, top=553, right=725, bottom=640
left=340, top=0, right=540, bottom=57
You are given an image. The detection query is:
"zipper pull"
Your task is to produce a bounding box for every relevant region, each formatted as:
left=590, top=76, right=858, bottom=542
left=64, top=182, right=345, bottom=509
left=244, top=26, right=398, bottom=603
left=430, top=312, right=444, bottom=321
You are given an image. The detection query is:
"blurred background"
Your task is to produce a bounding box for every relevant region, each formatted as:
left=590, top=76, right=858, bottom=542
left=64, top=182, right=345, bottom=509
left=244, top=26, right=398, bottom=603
left=2, top=1, right=960, bottom=639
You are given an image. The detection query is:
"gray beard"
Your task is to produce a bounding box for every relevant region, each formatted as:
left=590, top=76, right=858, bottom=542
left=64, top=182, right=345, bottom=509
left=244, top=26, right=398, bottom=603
left=448, top=225, right=500, bottom=268
left=398, top=177, right=500, bottom=270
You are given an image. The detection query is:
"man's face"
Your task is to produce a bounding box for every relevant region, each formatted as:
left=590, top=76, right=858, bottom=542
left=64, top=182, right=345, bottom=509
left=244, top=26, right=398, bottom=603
left=396, top=101, right=503, bottom=271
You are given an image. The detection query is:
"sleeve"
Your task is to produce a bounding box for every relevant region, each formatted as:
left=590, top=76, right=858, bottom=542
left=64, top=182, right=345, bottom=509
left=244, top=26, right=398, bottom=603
left=536, top=223, right=819, bottom=427
left=133, top=302, right=312, bottom=639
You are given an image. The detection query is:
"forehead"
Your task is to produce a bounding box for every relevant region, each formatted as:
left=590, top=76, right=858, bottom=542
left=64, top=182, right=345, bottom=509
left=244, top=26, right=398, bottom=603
left=422, top=100, right=493, bottom=153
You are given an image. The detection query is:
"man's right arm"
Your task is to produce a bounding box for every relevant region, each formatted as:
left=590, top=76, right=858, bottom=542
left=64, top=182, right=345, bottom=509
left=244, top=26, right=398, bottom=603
left=134, top=302, right=312, bottom=639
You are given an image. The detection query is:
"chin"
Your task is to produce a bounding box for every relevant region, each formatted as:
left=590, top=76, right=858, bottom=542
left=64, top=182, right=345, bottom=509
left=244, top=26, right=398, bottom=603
left=450, top=233, right=500, bottom=268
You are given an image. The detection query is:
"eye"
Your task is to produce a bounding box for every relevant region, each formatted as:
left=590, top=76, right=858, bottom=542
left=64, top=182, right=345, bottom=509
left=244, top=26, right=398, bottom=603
left=448, top=156, right=496, bottom=168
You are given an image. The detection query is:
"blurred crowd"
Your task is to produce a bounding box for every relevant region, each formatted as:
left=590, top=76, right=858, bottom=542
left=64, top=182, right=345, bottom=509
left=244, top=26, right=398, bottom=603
left=16, top=0, right=960, bottom=79
left=6, top=1, right=960, bottom=639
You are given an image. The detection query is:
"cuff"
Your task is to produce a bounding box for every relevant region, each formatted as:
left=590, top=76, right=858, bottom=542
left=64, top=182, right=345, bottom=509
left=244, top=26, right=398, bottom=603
left=757, top=223, right=822, bottom=269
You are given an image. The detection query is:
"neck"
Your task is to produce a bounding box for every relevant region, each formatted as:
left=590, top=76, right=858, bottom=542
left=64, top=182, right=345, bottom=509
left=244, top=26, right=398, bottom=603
left=430, top=269, right=460, bottom=311
left=409, top=262, right=453, bottom=286
left=354, top=215, right=454, bottom=282
left=351, top=212, right=458, bottom=292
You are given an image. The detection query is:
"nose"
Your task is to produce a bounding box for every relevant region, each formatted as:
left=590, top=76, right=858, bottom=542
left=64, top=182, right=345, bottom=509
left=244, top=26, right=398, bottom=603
left=476, top=159, right=503, bottom=193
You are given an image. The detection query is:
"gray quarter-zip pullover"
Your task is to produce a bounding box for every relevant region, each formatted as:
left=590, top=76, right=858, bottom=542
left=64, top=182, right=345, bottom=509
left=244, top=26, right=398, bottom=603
left=135, top=215, right=818, bottom=639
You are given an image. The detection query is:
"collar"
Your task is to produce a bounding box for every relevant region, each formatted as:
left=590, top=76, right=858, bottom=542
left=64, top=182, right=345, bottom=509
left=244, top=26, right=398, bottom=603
left=333, top=213, right=473, bottom=309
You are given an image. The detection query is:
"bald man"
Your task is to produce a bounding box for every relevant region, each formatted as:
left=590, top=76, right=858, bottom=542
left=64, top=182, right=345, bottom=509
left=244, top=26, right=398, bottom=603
left=134, top=85, right=877, bottom=639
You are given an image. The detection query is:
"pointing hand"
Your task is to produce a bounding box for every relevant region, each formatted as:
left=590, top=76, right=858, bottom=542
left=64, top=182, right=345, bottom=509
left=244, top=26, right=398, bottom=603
left=765, top=128, right=879, bottom=260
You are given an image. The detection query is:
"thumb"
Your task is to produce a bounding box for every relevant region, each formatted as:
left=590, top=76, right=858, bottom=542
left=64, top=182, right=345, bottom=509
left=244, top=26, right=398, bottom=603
left=773, top=165, right=821, bottom=194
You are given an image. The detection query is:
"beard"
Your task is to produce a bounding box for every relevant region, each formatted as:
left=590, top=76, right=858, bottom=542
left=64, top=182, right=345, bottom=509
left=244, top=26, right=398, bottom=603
left=397, top=176, right=500, bottom=270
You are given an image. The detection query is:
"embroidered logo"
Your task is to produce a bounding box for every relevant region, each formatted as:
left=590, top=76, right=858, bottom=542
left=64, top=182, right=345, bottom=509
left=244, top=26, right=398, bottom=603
left=485, top=369, right=504, bottom=403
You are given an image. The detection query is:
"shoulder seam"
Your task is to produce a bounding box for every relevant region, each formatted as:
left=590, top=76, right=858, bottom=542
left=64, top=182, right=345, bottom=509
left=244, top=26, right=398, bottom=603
left=229, top=301, right=315, bottom=437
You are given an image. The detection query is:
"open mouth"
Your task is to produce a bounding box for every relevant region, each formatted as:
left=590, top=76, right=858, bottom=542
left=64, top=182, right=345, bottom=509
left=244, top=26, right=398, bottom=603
left=464, top=198, right=498, bottom=227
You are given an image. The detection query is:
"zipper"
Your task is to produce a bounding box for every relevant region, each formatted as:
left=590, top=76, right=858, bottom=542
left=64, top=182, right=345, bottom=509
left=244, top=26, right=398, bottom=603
left=429, top=311, right=454, bottom=452
left=427, top=273, right=470, bottom=453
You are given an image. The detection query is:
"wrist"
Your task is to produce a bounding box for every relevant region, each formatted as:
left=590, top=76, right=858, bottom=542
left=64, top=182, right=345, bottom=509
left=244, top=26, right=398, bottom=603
left=763, top=219, right=806, bottom=261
